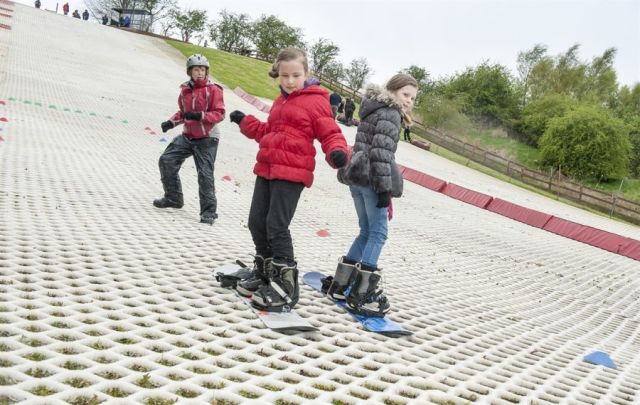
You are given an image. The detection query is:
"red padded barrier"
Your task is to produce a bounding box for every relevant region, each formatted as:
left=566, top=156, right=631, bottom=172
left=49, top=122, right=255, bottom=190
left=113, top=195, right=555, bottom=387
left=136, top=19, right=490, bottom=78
left=399, top=165, right=446, bottom=192
left=442, top=183, right=493, bottom=208
left=486, top=198, right=553, bottom=229
left=543, top=217, right=637, bottom=256
left=619, top=240, right=640, bottom=261
left=543, top=217, right=588, bottom=239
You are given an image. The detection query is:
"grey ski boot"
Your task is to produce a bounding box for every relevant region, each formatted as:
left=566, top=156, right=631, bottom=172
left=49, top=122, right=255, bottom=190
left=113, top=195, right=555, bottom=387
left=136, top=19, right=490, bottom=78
left=251, top=260, right=299, bottom=312
left=236, top=255, right=271, bottom=297
left=346, top=264, right=390, bottom=318
left=326, top=256, right=357, bottom=301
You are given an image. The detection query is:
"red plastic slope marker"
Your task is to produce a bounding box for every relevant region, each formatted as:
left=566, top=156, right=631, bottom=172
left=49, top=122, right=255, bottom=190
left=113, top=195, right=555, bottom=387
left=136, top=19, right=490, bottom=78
left=316, top=229, right=330, bottom=237
left=0, top=117, right=8, bottom=122
left=0, top=13, right=10, bottom=18
left=0, top=23, right=10, bottom=30
left=0, top=100, right=5, bottom=105
left=222, top=175, right=232, bottom=181
left=486, top=198, right=553, bottom=229
left=0, top=135, right=4, bottom=142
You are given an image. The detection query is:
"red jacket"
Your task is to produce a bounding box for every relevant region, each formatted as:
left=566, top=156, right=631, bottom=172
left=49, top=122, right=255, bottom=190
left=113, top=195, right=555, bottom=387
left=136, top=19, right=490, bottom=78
left=169, top=79, right=225, bottom=139
left=239, top=85, right=349, bottom=187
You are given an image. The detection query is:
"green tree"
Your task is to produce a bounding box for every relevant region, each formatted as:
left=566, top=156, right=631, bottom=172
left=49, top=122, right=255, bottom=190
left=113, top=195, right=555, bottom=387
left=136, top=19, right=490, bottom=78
left=516, top=44, right=547, bottom=106
left=527, top=45, right=618, bottom=106
left=444, top=62, right=518, bottom=125
left=309, top=38, right=339, bottom=74
left=172, top=8, right=207, bottom=42
left=251, top=15, right=304, bottom=61
left=517, top=94, right=576, bottom=146
left=344, top=57, right=372, bottom=91
left=208, top=10, right=252, bottom=53
left=418, top=92, right=471, bottom=132
left=539, top=105, right=631, bottom=180
left=323, top=60, right=345, bottom=83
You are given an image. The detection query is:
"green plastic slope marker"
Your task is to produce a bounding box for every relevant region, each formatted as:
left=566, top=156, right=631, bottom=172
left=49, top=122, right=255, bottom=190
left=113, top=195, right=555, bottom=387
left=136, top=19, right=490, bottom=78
left=63, top=108, right=70, bottom=112
left=23, top=100, right=31, bottom=104
left=48, top=105, right=56, bottom=109
left=121, top=120, right=128, bottom=124
left=74, top=110, right=82, bottom=114
left=105, top=115, right=113, bottom=119
left=89, top=112, right=96, bottom=116
left=8, top=97, right=16, bottom=101
left=34, top=102, right=42, bottom=107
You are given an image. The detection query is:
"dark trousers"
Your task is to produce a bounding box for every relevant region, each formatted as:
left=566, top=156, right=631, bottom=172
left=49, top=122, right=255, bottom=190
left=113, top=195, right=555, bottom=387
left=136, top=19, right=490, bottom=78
left=404, top=127, right=411, bottom=141
left=248, top=177, right=304, bottom=262
left=158, top=135, right=219, bottom=218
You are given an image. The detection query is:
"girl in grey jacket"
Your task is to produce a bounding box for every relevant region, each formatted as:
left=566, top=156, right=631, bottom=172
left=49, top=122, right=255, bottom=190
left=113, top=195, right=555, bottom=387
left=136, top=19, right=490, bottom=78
left=330, top=74, right=418, bottom=317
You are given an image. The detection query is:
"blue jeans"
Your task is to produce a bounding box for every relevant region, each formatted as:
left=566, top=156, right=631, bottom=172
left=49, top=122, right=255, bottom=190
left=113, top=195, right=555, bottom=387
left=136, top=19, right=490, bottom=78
left=346, top=185, right=388, bottom=267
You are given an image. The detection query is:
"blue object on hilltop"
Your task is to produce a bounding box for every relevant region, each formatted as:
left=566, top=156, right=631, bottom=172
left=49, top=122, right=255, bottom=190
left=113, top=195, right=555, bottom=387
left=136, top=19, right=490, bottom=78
left=584, top=351, right=617, bottom=369
left=159, top=137, right=167, bottom=143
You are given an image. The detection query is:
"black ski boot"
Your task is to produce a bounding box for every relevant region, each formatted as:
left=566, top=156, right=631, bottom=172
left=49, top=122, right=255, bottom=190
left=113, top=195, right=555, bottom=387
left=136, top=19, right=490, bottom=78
left=346, top=264, right=390, bottom=318
left=327, top=256, right=357, bottom=301
left=200, top=213, right=218, bottom=225
left=153, top=196, right=184, bottom=209
left=251, top=260, right=299, bottom=312
left=236, top=255, right=271, bottom=297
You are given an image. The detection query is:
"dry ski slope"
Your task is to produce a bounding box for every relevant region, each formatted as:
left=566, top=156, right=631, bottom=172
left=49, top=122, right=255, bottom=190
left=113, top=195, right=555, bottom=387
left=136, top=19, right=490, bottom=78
left=1, top=3, right=639, bottom=404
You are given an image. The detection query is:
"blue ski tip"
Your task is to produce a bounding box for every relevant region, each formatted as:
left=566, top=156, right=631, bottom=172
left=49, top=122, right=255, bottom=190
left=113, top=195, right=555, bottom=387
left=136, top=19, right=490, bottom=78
left=583, top=351, right=616, bottom=369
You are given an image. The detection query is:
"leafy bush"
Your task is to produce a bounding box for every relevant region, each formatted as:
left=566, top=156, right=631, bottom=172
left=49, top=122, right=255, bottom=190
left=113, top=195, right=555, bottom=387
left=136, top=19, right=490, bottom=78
left=539, top=105, right=631, bottom=180
left=517, top=94, right=576, bottom=146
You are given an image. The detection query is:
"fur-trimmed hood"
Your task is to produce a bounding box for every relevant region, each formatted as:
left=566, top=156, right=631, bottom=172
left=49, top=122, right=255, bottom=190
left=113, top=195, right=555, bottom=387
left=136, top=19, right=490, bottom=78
left=359, top=84, right=402, bottom=120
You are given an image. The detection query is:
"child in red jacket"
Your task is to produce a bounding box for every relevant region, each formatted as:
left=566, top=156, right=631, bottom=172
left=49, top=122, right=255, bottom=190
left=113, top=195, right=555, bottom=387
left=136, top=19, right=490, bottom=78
left=155, top=54, right=225, bottom=225
left=229, top=47, right=349, bottom=312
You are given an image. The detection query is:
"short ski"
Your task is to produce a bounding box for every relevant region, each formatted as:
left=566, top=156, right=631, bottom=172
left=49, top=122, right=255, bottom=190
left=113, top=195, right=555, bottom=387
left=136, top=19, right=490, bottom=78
left=303, top=271, right=411, bottom=336
left=214, top=262, right=316, bottom=332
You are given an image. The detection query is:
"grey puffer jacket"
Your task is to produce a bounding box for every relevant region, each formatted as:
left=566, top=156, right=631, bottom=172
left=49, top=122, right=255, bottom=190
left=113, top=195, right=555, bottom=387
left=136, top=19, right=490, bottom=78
left=337, top=84, right=404, bottom=197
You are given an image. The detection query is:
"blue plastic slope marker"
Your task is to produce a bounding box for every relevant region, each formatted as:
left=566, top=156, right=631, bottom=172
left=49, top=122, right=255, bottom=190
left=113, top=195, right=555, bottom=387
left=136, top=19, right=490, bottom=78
left=584, top=351, right=617, bottom=369
left=303, top=271, right=411, bottom=336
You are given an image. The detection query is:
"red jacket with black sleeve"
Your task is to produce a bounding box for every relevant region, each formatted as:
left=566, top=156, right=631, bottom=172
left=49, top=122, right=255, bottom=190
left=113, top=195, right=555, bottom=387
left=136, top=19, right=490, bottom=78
left=239, top=84, right=349, bottom=187
left=169, top=79, right=225, bottom=139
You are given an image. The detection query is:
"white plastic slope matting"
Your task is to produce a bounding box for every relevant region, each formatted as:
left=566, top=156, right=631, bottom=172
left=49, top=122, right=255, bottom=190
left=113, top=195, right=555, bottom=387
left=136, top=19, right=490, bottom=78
left=1, top=4, right=639, bottom=405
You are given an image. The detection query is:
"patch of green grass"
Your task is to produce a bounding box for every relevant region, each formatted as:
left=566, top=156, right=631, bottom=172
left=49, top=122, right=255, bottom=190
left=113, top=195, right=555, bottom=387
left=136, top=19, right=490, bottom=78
left=64, top=377, right=94, bottom=388
left=465, top=129, right=541, bottom=168
left=167, top=40, right=279, bottom=100
left=66, top=395, right=102, bottom=405
left=144, top=397, right=177, bottom=405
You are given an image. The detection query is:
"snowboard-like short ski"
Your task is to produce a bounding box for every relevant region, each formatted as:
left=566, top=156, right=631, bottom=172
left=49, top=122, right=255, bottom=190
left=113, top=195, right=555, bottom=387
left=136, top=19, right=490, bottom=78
left=303, top=271, right=411, bottom=336
left=214, top=261, right=316, bottom=333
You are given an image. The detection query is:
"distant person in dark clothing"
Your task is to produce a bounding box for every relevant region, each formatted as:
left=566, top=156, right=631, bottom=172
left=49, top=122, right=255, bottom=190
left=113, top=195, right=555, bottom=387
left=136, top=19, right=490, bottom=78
left=122, top=15, right=131, bottom=27
left=344, top=97, right=356, bottom=126
left=329, top=91, right=342, bottom=119
left=102, top=14, right=108, bottom=25
left=34, top=0, right=41, bottom=8
left=72, top=9, right=81, bottom=19
left=82, top=9, right=89, bottom=20
left=403, top=123, right=412, bottom=142
left=338, top=99, right=345, bottom=114
left=62, top=2, right=69, bottom=15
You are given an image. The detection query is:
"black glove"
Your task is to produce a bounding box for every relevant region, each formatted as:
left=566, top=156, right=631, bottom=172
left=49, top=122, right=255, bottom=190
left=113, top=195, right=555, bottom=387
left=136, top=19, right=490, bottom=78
left=183, top=111, right=202, bottom=121
left=329, top=150, right=347, bottom=168
left=160, top=121, right=174, bottom=133
left=230, top=110, right=246, bottom=125
left=376, top=192, right=391, bottom=208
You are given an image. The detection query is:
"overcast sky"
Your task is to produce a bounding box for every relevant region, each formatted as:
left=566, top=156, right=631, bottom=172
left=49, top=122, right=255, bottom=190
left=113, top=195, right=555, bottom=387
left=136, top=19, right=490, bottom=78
left=25, top=0, right=640, bottom=86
